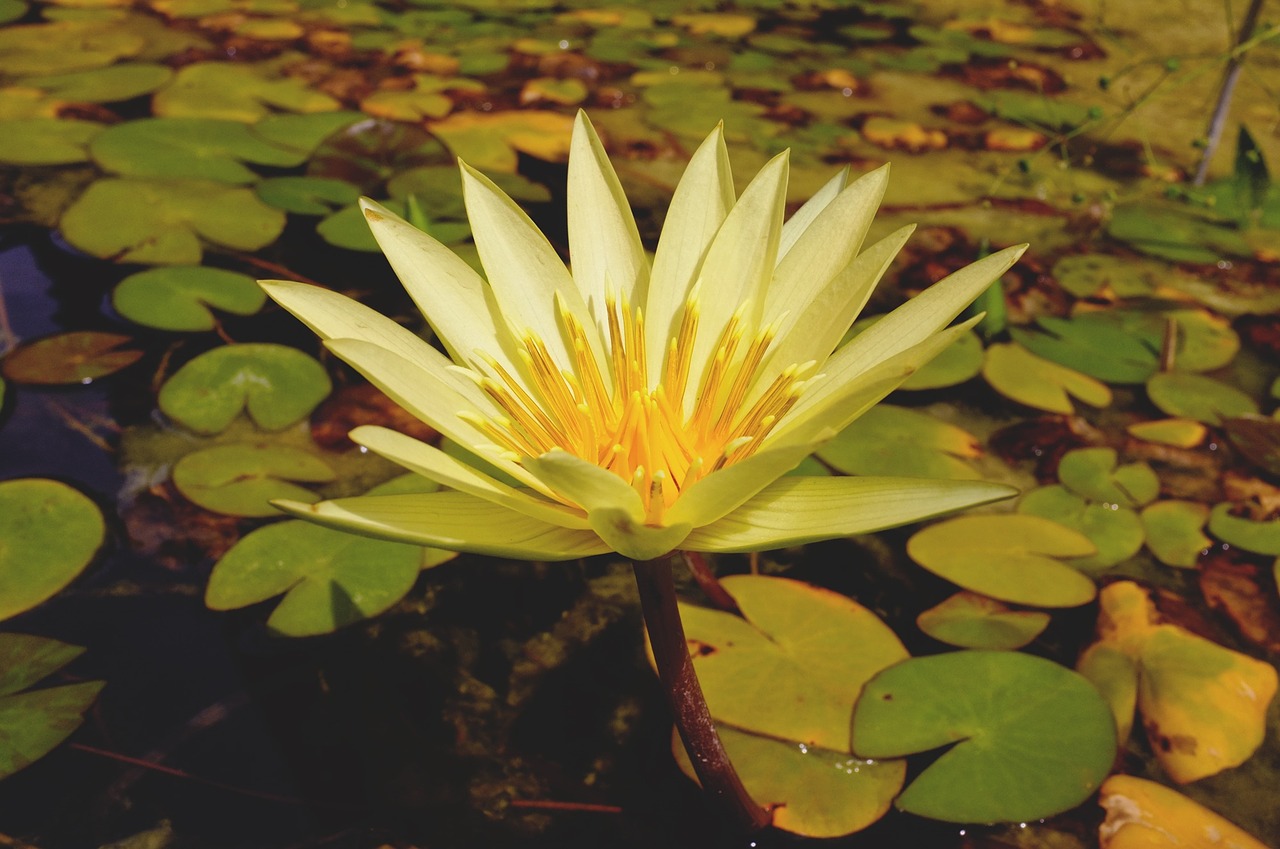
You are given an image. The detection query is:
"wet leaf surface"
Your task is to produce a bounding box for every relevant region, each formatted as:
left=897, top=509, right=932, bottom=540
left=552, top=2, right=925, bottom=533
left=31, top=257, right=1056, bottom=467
left=851, top=650, right=1116, bottom=823
left=1, top=331, right=141, bottom=385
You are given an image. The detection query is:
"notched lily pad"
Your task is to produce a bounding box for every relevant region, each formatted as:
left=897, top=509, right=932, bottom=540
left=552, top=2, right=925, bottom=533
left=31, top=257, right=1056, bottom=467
left=22, top=62, right=172, bottom=102
left=1057, top=447, right=1158, bottom=507
left=0, top=118, right=104, bottom=165
left=113, top=266, right=266, bottom=331
left=1207, top=503, right=1280, bottom=556
left=427, top=110, right=574, bottom=172
left=1146, top=372, right=1258, bottom=425
left=2, top=331, right=142, bottom=385
left=89, top=117, right=308, bottom=183
left=851, top=650, right=1116, bottom=823
left=916, top=591, right=1050, bottom=650
left=255, top=176, right=361, bottom=215
left=1018, top=485, right=1144, bottom=573
left=983, top=342, right=1112, bottom=414
left=159, top=343, right=332, bottom=435
left=153, top=61, right=340, bottom=122
left=816, top=405, right=980, bottom=480
left=907, top=514, right=1097, bottom=607
left=0, top=479, right=104, bottom=621
left=0, top=633, right=104, bottom=779
left=172, top=442, right=335, bottom=517
left=1140, top=501, right=1210, bottom=568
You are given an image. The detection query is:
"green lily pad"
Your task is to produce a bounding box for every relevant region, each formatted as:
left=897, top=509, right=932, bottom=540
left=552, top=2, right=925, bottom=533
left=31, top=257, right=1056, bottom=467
left=671, top=724, right=903, bottom=838
left=906, top=514, right=1097, bottom=607
left=153, top=61, right=341, bottom=122
left=1018, top=485, right=1144, bottom=573
left=0, top=633, right=104, bottom=779
left=1, top=331, right=142, bottom=385
left=151, top=0, right=297, bottom=17
left=1140, top=500, right=1210, bottom=568
left=172, top=442, right=335, bottom=517
left=1222, top=416, right=1280, bottom=476
left=113, top=266, right=266, bottom=331
left=816, top=405, right=980, bottom=480
left=60, top=178, right=287, bottom=265
left=0, top=479, right=105, bottom=621
left=1052, top=254, right=1162, bottom=299
left=306, top=118, right=450, bottom=193
left=1057, top=447, right=1159, bottom=507
left=679, top=575, right=909, bottom=751
left=982, top=342, right=1112, bottom=414
left=970, top=91, right=1095, bottom=130
left=22, top=62, right=173, bottom=102
left=159, top=343, right=331, bottom=435
left=207, top=514, right=435, bottom=636
left=1010, top=314, right=1158, bottom=384
left=249, top=111, right=364, bottom=158
left=0, top=118, right=104, bottom=165
left=851, top=650, right=1116, bottom=823
left=916, top=591, right=1050, bottom=650
left=1146, top=372, right=1258, bottom=425
left=1208, top=503, right=1280, bottom=556
left=1108, top=203, right=1253, bottom=264
left=0, top=19, right=146, bottom=75
left=0, top=0, right=25, bottom=24
left=255, top=176, right=361, bottom=215
left=1076, top=644, right=1138, bottom=743
left=89, top=117, right=308, bottom=183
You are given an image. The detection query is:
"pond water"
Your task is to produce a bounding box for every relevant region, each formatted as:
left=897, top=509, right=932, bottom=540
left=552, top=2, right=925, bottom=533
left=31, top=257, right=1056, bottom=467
left=1, top=0, right=1279, bottom=847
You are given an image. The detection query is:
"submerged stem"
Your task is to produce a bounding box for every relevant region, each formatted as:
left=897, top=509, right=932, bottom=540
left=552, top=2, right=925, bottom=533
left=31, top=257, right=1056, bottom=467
left=632, top=554, right=770, bottom=832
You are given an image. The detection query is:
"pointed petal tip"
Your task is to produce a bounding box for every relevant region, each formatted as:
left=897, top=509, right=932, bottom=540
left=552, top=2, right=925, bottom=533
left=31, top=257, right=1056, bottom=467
left=359, top=196, right=391, bottom=221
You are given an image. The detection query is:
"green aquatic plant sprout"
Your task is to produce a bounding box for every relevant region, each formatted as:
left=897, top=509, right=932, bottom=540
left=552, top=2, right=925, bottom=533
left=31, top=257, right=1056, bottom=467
left=261, top=111, right=1020, bottom=828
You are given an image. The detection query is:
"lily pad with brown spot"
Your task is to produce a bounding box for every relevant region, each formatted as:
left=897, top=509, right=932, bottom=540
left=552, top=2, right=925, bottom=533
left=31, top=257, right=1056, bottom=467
left=2, top=332, right=142, bottom=385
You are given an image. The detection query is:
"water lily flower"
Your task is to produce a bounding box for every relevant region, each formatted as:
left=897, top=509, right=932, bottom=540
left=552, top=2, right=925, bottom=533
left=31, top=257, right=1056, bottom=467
left=264, top=112, right=1021, bottom=563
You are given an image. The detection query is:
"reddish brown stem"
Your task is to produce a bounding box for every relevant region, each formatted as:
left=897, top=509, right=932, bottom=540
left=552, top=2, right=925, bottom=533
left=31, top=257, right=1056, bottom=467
left=632, top=555, right=770, bottom=832
left=681, top=551, right=739, bottom=612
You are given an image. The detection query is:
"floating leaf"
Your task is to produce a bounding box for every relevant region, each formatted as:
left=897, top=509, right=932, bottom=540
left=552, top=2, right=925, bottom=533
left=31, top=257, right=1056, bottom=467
left=816, top=405, right=980, bottom=480
left=89, top=117, right=307, bottom=183
left=1146, top=372, right=1258, bottom=425
left=983, top=342, right=1112, bottom=414
left=1108, top=203, right=1253, bottom=264
left=1126, top=417, right=1206, bottom=448
left=153, top=61, right=340, bottom=122
left=2, top=331, right=141, bottom=385
left=1018, top=485, right=1144, bottom=573
left=1222, top=416, right=1280, bottom=476
left=0, top=633, right=104, bottom=779
left=0, top=19, right=146, bottom=75
left=0, top=0, right=25, bottom=24
left=1057, top=447, right=1159, bottom=507
left=159, top=343, right=331, bottom=434
left=250, top=111, right=364, bottom=159
left=1079, top=581, right=1277, bottom=783
left=427, top=110, right=574, bottom=172
left=1098, top=775, right=1272, bottom=849
left=0, top=118, right=104, bottom=165
left=519, top=77, right=587, bottom=106
left=60, top=178, right=287, bottom=264
left=861, top=117, right=947, bottom=152
left=112, top=266, right=266, bottom=331
left=207, top=513, right=438, bottom=636
left=22, top=62, right=172, bottom=102
left=0, top=479, right=104, bottom=621
left=172, top=442, right=335, bottom=517
left=306, top=117, right=450, bottom=193
left=1076, top=644, right=1137, bottom=743
left=255, top=176, right=361, bottom=215
left=672, top=724, right=902, bottom=838
left=851, top=650, right=1116, bottom=823
left=916, top=591, right=1050, bottom=650
left=1208, top=503, right=1280, bottom=556
left=907, top=514, right=1097, bottom=607
left=971, top=91, right=1094, bottom=129
left=1140, top=501, right=1210, bottom=568
left=1010, top=314, right=1158, bottom=384
left=1052, top=254, right=1161, bottom=299
left=679, top=575, right=909, bottom=751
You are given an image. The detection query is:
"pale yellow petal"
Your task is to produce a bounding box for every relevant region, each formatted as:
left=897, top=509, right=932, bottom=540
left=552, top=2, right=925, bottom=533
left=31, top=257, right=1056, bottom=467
left=349, top=425, right=590, bottom=529
left=683, top=476, right=1017, bottom=553
left=665, top=441, right=819, bottom=529
left=274, top=492, right=609, bottom=561
left=646, top=123, right=733, bottom=381
left=567, top=111, right=649, bottom=322
left=777, top=166, right=847, bottom=263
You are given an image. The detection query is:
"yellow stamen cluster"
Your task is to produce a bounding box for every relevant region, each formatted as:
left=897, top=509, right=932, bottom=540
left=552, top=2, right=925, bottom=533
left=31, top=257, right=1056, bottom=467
left=466, top=292, right=813, bottom=522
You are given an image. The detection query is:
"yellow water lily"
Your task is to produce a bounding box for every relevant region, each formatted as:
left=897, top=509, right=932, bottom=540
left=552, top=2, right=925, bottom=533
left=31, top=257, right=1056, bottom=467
left=264, top=112, right=1021, bottom=563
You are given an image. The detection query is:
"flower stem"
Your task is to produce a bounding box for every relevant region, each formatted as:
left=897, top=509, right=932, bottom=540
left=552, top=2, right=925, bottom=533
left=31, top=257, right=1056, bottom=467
left=632, top=554, right=770, bottom=832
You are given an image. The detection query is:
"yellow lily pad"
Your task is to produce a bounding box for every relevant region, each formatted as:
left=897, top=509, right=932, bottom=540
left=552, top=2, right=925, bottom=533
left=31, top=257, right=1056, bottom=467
left=1080, top=581, right=1278, bottom=784
left=671, top=12, right=756, bottom=38
left=983, top=342, right=1112, bottom=414
left=1127, top=418, right=1207, bottom=448
left=427, top=110, right=573, bottom=173
left=153, top=61, right=340, bottom=122
left=916, top=591, right=1050, bottom=650
left=907, top=514, right=1098, bottom=607
left=1098, top=775, right=1272, bottom=849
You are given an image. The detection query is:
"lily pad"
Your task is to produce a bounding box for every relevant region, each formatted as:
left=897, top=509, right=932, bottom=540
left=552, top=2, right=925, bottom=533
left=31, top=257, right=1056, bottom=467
left=1079, top=581, right=1277, bottom=783
left=1126, top=417, right=1206, bottom=448
left=1208, top=503, right=1280, bottom=556
left=89, top=117, right=308, bottom=183
left=427, top=109, right=574, bottom=172
left=60, top=178, right=287, bottom=265
left=1098, top=775, right=1272, bottom=849
left=1146, top=372, right=1258, bottom=425
left=850, top=650, right=1116, bottom=823
left=1140, top=501, right=1210, bottom=568
left=1108, top=203, right=1254, bottom=264
left=678, top=575, right=909, bottom=751
left=906, top=514, right=1097, bottom=607
left=113, top=266, right=266, bottom=331
left=0, top=18, right=146, bottom=75
left=172, top=442, right=335, bottom=517
left=255, top=176, right=361, bottom=215
left=2, top=331, right=141, bottom=385
left=847, top=317, right=982, bottom=390
left=1010, top=314, right=1158, bottom=384
left=0, top=479, right=105, bottom=621
left=0, top=118, right=104, bottom=165
left=1018, top=485, right=1144, bottom=573
left=1076, top=644, right=1138, bottom=743
left=22, top=62, right=172, bottom=102
left=153, top=61, right=341, bottom=122
left=159, top=343, right=331, bottom=435
left=0, top=0, right=25, bottom=24
left=0, top=633, right=104, bottom=779
left=916, top=591, right=1050, bottom=650
left=983, top=342, right=1112, bottom=414
left=815, top=405, right=981, bottom=480
left=1056, top=447, right=1159, bottom=507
